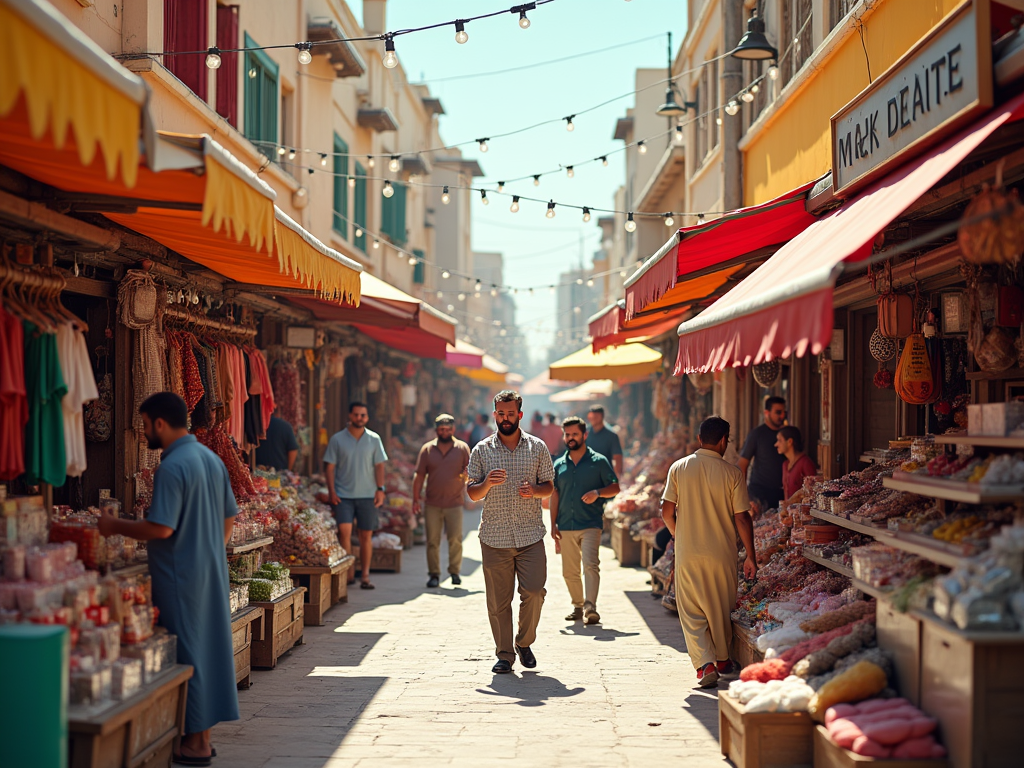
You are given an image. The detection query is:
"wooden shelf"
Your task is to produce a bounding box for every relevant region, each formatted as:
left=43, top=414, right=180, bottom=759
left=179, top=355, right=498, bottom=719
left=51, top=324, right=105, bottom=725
left=67, top=664, right=191, bottom=723
left=883, top=475, right=1024, bottom=504
left=852, top=578, right=892, bottom=601
left=810, top=509, right=889, bottom=537
left=910, top=607, right=1024, bottom=644
left=107, top=563, right=148, bottom=577
left=802, top=549, right=855, bottom=578
left=225, top=536, right=274, bottom=555
left=934, top=434, right=1024, bottom=450
left=966, top=366, right=1024, bottom=381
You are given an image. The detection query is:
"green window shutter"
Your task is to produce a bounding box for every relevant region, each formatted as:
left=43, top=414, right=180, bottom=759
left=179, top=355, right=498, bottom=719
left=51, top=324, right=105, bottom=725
left=332, top=135, right=348, bottom=237
left=242, top=34, right=278, bottom=145
left=381, top=182, right=407, bottom=245
left=353, top=162, right=367, bottom=252
left=413, top=249, right=425, bottom=284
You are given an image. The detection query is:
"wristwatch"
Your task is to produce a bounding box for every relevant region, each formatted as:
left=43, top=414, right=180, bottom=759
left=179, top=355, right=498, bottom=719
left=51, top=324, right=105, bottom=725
left=377, top=486, right=386, bottom=492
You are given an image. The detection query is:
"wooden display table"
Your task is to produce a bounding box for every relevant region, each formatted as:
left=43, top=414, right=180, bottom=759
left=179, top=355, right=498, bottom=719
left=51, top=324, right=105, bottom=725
left=250, top=587, right=305, bottom=669
left=350, top=545, right=402, bottom=572
left=718, top=692, right=813, bottom=768
left=288, top=555, right=356, bottom=626
left=68, top=664, right=192, bottom=768
left=230, top=605, right=263, bottom=689
left=610, top=521, right=641, bottom=567
left=813, top=725, right=947, bottom=768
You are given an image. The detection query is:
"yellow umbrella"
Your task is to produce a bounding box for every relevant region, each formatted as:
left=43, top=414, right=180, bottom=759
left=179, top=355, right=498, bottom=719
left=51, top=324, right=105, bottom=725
left=549, top=342, right=662, bottom=382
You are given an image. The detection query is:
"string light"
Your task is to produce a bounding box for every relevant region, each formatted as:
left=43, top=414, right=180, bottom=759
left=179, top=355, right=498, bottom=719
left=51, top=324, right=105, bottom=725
left=296, top=43, right=312, bottom=65
left=382, top=35, right=398, bottom=69
left=546, top=200, right=556, bottom=219
left=455, top=20, right=469, bottom=44
left=382, top=180, right=394, bottom=198
left=575, top=278, right=584, bottom=285
left=625, top=212, right=636, bottom=232
left=442, top=270, right=451, bottom=279
left=619, top=270, right=627, bottom=277
left=348, top=176, right=356, bottom=188
left=637, top=141, right=647, bottom=154
left=478, top=138, right=490, bottom=153
left=490, top=288, right=499, bottom=297
left=288, top=148, right=297, bottom=160
left=510, top=195, right=520, bottom=213
left=566, top=166, right=574, bottom=178
left=664, top=213, right=675, bottom=227
left=388, top=156, right=400, bottom=172
left=373, top=239, right=381, bottom=249
left=550, top=286, right=556, bottom=294
left=475, top=279, right=482, bottom=292
left=437, top=291, right=443, bottom=298
left=367, top=156, right=376, bottom=169
left=517, top=5, right=532, bottom=29
left=441, top=186, right=450, bottom=204
left=497, top=181, right=505, bottom=192
left=458, top=292, right=466, bottom=300
left=600, top=156, right=609, bottom=166
left=697, top=213, right=705, bottom=224
left=480, top=189, right=489, bottom=205
left=582, top=207, right=591, bottom=223
left=320, top=154, right=328, bottom=167
left=750, top=83, right=760, bottom=94
left=277, top=147, right=287, bottom=156
left=725, top=100, right=739, bottom=115
left=565, top=115, right=575, bottom=132
left=533, top=175, right=541, bottom=186
left=586, top=278, right=594, bottom=287
left=248, top=67, right=257, bottom=78
left=355, top=227, right=363, bottom=238
left=205, top=48, right=222, bottom=69
left=741, top=91, right=754, bottom=103
left=768, top=64, right=779, bottom=80
left=408, top=255, right=418, bottom=265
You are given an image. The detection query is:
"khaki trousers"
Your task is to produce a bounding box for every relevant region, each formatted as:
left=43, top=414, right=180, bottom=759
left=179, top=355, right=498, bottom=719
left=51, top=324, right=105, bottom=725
left=481, top=539, right=546, bottom=662
left=559, top=528, right=601, bottom=609
left=674, top=555, right=737, bottom=669
left=425, top=505, right=463, bottom=576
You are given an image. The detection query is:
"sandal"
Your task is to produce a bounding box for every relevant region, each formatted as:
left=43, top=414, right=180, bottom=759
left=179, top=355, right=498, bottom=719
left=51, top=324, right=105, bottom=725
left=360, top=581, right=375, bottom=589
left=172, top=753, right=212, bottom=767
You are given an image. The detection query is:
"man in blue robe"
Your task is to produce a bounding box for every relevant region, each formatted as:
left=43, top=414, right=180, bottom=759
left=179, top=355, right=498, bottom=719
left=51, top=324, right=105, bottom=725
left=99, top=392, right=239, bottom=766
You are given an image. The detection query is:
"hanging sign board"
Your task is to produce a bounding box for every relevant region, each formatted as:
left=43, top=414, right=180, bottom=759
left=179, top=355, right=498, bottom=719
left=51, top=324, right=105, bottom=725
left=831, top=0, right=992, bottom=196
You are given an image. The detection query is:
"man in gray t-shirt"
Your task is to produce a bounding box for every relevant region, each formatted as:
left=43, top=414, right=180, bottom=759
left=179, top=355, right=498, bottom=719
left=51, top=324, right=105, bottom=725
left=738, top=396, right=787, bottom=510
left=323, top=402, right=388, bottom=589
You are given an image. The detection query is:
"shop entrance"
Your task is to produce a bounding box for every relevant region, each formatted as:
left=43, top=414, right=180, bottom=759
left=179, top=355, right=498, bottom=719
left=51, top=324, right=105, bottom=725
left=851, top=308, right=898, bottom=461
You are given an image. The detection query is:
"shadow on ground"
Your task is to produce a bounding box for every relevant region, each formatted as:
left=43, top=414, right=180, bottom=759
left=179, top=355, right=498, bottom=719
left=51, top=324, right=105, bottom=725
left=476, top=671, right=586, bottom=707
left=557, top=624, right=641, bottom=641
left=681, top=689, right=721, bottom=739
left=625, top=589, right=687, bottom=654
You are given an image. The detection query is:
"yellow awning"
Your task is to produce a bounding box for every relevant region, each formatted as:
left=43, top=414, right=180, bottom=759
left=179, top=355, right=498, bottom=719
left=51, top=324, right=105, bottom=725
left=549, top=342, right=663, bottom=382
left=0, top=0, right=148, bottom=188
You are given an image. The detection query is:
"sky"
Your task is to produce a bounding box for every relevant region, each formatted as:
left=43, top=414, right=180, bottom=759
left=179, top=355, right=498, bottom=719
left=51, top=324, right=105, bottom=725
left=351, top=1, right=688, bottom=366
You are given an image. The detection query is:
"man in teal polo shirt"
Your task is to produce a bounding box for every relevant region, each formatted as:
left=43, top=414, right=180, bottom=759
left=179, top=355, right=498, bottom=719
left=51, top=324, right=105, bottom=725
left=550, top=416, right=619, bottom=625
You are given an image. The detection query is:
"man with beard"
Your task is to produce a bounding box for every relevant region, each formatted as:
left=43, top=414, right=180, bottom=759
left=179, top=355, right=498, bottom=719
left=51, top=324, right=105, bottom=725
left=550, top=417, right=619, bottom=625
left=467, top=390, right=555, bottom=674
left=413, top=414, right=471, bottom=588
left=98, top=392, right=238, bottom=765
left=324, top=402, right=388, bottom=589
left=738, top=396, right=788, bottom=510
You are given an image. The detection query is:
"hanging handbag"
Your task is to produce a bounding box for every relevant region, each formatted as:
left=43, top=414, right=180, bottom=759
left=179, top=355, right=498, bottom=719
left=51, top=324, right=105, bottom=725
left=877, top=293, right=915, bottom=338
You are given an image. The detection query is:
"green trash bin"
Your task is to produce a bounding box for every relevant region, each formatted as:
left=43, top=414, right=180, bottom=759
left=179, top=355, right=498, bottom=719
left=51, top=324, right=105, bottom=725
left=0, top=624, right=69, bottom=768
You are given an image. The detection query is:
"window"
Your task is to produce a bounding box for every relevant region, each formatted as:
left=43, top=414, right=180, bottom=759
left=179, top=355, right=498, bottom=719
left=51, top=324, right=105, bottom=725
left=333, top=135, right=349, bottom=238
left=381, top=181, right=407, bottom=246
left=780, top=0, right=814, bottom=86
left=164, top=0, right=208, bottom=100
left=830, top=0, right=856, bottom=32
left=413, top=249, right=425, bottom=284
left=695, top=66, right=708, bottom=161
left=243, top=34, right=278, bottom=145
left=215, top=5, right=239, bottom=126
left=353, top=162, right=367, bottom=252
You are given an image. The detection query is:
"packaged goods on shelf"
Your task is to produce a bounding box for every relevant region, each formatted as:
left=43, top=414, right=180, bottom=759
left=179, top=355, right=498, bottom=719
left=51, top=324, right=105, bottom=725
left=0, top=496, right=48, bottom=547
left=822, top=697, right=946, bottom=758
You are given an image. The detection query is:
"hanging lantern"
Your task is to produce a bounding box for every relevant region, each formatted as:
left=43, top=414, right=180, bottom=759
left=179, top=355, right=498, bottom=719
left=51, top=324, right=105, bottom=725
left=869, top=327, right=897, bottom=362
left=958, top=183, right=1024, bottom=265
left=687, top=371, right=714, bottom=395
left=752, top=360, right=780, bottom=388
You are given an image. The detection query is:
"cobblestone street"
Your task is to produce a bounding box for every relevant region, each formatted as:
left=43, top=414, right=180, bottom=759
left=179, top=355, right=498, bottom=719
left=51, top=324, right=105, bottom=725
left=212, top=511, right=727, bottom=768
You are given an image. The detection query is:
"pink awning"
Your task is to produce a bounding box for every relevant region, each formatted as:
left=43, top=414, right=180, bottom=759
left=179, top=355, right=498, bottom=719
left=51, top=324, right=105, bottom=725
left=624, top=180, right=818, bottom=320
left=446, top=339, right=485, bottom=368
left=675, top=91, right=1024, bottom=374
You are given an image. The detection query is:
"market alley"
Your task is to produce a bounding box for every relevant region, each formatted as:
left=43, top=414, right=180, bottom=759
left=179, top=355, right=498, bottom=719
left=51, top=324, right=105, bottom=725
left=211, top=510, right=726, bottom=768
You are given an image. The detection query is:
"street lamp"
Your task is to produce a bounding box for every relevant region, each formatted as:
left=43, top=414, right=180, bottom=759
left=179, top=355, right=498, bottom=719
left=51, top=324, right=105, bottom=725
left=731, top=10, right=778, bottom=60
left=656, top=32, right=696, bottom=118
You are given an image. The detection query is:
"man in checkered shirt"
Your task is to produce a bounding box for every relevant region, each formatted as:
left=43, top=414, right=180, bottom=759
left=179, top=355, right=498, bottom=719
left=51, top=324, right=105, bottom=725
left=467, top=389, right=555, bottom=674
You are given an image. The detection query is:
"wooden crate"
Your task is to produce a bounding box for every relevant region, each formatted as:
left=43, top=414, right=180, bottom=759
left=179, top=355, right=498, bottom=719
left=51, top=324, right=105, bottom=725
left=610, top=522, right=641, bottom=567
left=331, top=557, right=354, bottom=604
left=718, top=692, right=813, bottom=768
left=918, top=615, right=1024, bottom=768
left=813, top=725, right=947, bottom=768
left=731, top=621, right=765, bottom=668
left=350, top=545, right=402, bottom=573
left=640, top=538, right=652, bottom=568
left=231, top=605, right=263, bottom=689
left=250, top=587, right=305, bottom=670
left=68, top=664, right=192, bottom=768
left=877, top=600, right=922, bottom=706
left=289, top=556, right=356, bottom=626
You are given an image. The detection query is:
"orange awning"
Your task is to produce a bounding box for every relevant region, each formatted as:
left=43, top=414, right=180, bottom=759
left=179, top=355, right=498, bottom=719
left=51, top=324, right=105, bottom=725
left=589, top=301, right=689, bottom=353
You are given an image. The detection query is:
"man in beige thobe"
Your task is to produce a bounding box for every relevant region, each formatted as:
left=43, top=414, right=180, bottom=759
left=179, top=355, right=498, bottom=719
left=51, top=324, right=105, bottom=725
left=661, top=416, right=758, bottom=689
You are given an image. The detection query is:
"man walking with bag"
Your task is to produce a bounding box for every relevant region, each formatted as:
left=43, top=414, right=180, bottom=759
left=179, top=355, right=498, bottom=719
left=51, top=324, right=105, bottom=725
left=467, top=390, right=554, bottom=674
left=413, top=414, right=470, bottom=588
left=550, top=417, right=619, bottom=625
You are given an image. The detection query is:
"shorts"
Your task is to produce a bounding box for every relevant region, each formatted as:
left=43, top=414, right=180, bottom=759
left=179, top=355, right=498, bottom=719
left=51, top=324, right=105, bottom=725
left=332, top=498, right=380, bottom=531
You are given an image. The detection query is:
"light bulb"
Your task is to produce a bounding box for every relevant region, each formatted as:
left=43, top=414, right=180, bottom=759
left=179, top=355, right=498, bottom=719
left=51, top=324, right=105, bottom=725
left=458, top=293, right=466, bottom=301
left=248, top=67, right=257, bottom=79
left=297, top=46, right=312, bottom=65
left=447, top=304, right=454, bottom=311
left=372, top=239, right=380, bottom=249
left=675, top=126, right=684, bottom=144
left=355, top=227, right=363, bottom=238
left=582, top=207, right=591, bottom=223
left=320, top=154, right=328, bottom=167
left=277, top=147, right=287, bottom=156
left=625, top=213, right=636, bottom=232
left=533, top=175, right=541, bottom=186
left=288, top=148, right=296, bottom=160
left=518, top=10, right=531, bottom=29
left=348, top=177, right=356, bottom=189
left=550, top=286, right=556, bottom=294
left=478, top=139, right=489, bottom=153
left=546, top=201, right=556, bottom=219
left=437, top=291, right=443, bottom=298
left=497, top=181, right=505, bottom=192
left=500, top=328, right=507, bottom=336
left=741, top=91, right=755, bottom=103
left=697, top=213, right=705, bottom=225
left=619, top=270, right=627, bottom=277
left=442, top=270, right=451, bottom=279
left=768, top=64, right=779, bottom=80
left=490, top=288, right=498, bottom=297
left=716, top=116, right=723, bottom=126
left=475, top=280, right=482, bottom=292
left=382, top=37, right=398, bottom=69
left=441, top=186, right=450, bottom=204
left=601, top=156, right=609, bottom=166
left=574, top=307, right=581, bottom=314
left=637, top=141, right=647, bottom=154
left=367, top=156, right=375, bottom=168
left=382, top=181, right=394, bottom=198
left=206, top=48, right=222, bottom=69
left=408, top=255, right=417, bottom=265
left=576, top=278, right=584, bottom=285
left=389, top=156, right=400, bottom=172
left=586, top=279, right=594, bottom=287
left=566, top=166, right=574, bottom=179
left=725, top=100, right=739, bottom=116
left=664, top=214, right=675, bottom=228
left=510, top=196, right=520, bottom=213
left=480, top=190, right=489, bottom=206
left=565, top=116, right=575, bottom=132
left=455, top=21, right=469, bottom=44
left=750, top=83, right=759, bottom=94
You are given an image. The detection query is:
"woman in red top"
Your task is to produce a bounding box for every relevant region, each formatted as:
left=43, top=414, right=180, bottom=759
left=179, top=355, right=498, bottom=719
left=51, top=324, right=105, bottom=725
left=776, top=426, right=817, bottom=501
